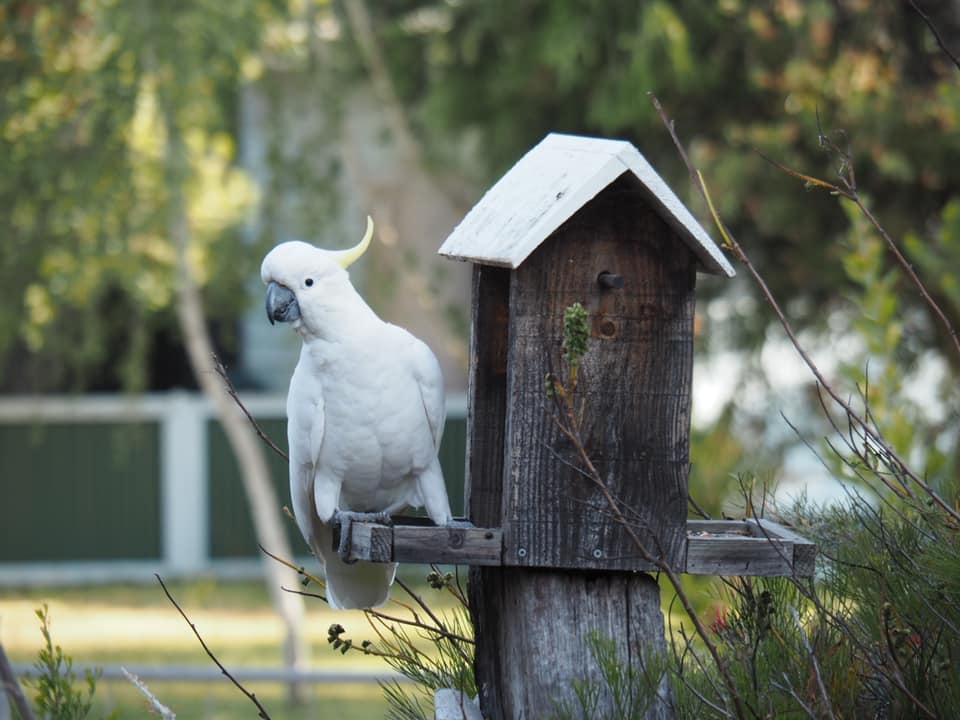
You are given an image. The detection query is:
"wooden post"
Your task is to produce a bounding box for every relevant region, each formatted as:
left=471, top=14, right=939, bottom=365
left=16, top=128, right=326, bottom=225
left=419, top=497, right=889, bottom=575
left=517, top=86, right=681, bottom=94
left=465, top=179, right=693, bottom=717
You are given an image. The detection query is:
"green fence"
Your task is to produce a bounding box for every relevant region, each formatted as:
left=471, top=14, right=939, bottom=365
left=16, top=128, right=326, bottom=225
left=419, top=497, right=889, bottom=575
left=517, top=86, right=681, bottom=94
left=0, top=397, right=467, bottom=570
left=0, top=421, right=162, bottom=562
left=207, top=416, right=467, bottom=559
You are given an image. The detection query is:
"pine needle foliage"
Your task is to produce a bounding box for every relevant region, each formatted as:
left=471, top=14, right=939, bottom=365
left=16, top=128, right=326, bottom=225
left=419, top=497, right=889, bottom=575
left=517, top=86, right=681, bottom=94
left=325, top=568, right=475, bottom=720
left=21, top=605, right=114, bottom=720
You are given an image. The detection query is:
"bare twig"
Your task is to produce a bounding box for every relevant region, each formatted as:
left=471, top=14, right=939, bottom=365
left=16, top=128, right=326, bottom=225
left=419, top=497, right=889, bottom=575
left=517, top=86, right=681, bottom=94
left=258, top=543, right=325, bottom=588
left=155, top=574, right=272, bottom=719
left=213, top=353, right=289, bottom=462
left=788, top=606, right=835, bottom=720
left=121, top=667, right=176, bottom=719
left=907, top=0, right=960, bottom=71
left=0, top=642, right=35, bottom=720
left=848, top=194, right=960, bottom=361
left=547, top=373, right=753, bottom=720
left=367, top=608, right=475, bottom=646
left=394, top=577, right=473, bottom=667
left=649, top=92, right=960, bottom=529
left=770, top=675, right=818, bottom=720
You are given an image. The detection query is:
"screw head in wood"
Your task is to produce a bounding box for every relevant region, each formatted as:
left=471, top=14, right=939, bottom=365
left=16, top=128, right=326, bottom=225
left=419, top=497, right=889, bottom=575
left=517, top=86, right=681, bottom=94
left=517, top=547, right=528, bottom=558
left=592, top=548, right=604, bottom=559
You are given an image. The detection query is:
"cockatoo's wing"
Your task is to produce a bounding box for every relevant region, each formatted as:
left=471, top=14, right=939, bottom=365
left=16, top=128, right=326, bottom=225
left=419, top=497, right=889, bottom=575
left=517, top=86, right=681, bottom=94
left=408, top=334, right=446, bottom=451
left=286, top=365, right=326, bottom=550
left=287, top=357, right=399, bottom=610
left=406, top=335, right=452, bottom=526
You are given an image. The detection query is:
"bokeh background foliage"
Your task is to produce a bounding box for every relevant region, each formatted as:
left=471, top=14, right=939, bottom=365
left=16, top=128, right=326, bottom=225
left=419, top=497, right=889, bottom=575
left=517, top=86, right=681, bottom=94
left=3, top=1, right=960, bottom=716
left=3, top=1, right=957, bottom=482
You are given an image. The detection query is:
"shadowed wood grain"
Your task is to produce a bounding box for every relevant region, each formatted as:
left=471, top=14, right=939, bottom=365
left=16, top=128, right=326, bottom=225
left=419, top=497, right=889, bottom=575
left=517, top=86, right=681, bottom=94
left=473, top=569, right=671, bottom=719
left=502, top=174, right=695, bottom=572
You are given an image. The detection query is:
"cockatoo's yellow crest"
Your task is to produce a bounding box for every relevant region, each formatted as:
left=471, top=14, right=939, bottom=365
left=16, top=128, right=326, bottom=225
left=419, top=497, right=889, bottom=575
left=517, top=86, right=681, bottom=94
left=332, top=215, right=374, bottom=269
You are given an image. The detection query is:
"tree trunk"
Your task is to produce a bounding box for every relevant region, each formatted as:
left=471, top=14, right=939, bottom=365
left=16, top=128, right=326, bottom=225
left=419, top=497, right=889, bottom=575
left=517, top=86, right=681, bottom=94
left=165, top=111, right=309, bottom=704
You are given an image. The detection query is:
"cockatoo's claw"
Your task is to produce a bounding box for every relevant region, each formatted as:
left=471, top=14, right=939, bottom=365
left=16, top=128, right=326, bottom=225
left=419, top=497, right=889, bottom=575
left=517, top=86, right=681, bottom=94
left=333, top=509, right=394, bottom=563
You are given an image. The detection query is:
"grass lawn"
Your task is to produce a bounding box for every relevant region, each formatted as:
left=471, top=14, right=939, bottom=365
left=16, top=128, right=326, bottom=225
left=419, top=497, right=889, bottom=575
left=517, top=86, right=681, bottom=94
left=0, top=568, right=463, bottom=719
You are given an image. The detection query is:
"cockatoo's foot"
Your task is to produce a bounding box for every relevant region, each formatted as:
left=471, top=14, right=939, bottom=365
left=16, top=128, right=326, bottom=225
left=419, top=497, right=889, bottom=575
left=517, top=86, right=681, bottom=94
left=333, top=510, right=393, bottom=563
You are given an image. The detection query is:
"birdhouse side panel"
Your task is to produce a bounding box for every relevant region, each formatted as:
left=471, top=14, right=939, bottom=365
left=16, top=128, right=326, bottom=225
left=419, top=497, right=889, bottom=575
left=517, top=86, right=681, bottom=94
left=502, top=179, right=696, bottom=571
left=465, top=265, right=512, bottom=534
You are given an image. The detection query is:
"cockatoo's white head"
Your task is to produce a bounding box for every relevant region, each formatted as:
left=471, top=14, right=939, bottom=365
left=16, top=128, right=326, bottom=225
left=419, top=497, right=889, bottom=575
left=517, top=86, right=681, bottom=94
left=261, top=216, right=374, bottom=338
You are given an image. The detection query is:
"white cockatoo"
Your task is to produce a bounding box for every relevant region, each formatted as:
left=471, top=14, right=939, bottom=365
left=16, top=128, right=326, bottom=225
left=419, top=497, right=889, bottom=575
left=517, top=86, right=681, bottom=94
left=261, top=217, right=453, bottom=609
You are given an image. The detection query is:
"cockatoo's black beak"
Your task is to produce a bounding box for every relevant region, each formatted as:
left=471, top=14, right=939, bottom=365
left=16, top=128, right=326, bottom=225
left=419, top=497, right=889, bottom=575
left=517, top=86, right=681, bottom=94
left=265, top=281, right=301, bottom=325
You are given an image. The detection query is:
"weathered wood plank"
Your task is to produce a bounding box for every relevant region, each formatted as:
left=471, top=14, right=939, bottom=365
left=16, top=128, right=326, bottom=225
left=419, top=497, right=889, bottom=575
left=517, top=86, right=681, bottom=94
left=686, top=535, right=794, bottom=576
left=437, top=133, right=735, bottom=277
left=348, top=523, right=392, bottom=563
left=503, top=176, right=695, bottom=572
left=687, top=519, right=753, bottom=536
left=749, top=518, right=817, bottom=577
left=392, top=525, right=502, bottom=566
left=342, top=521, right=503, bottom=566
left=435, top=689, right=483, bottom=720
left=473, top=569, right=671, bottom=719
left=685, top=518, right=816, bottom=577
left=465, top=264, right=510, bottom=529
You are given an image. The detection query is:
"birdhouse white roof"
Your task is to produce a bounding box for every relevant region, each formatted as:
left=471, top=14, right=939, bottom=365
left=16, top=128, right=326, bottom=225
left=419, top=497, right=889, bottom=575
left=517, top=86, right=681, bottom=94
left=438, top=133, right=736, bottom=277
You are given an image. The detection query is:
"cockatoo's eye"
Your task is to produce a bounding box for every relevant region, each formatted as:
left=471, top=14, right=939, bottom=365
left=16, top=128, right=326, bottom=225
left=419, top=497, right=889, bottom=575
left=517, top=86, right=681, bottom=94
left=304, top=278, right=314, bottom=288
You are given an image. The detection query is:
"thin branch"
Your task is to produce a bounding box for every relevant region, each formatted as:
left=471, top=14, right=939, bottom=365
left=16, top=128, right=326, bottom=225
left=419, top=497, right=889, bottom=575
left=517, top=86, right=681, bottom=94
left=259, top=543, right=325, bottom=588
left=394, top=577, right=472, bottom=667
left=770, top=676, right=818, bottom=720
left=788, top=606, right=836, bottom=720
left=366, top=608, right=475, bottom=646
left=848, top=193, right=960, bottom=361
left=907, top=0, right=960, bottom=71
left=155, top=574, right=272, bottom=719
left=547, top=375, right=753, bottom=720
left=213, top=353, right=289, bottom=462
left=0, top=642, right=35, bottom=720
left=282, top=586, right=328, bottom=603
left=649, top=93, right=960, bottom=528
left=121, top=667, right=176, bottom=719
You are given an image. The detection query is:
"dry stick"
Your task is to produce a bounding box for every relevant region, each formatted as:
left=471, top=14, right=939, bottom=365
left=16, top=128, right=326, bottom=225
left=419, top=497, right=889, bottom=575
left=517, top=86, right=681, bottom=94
left=770, top=676, right=818, bottom=720
left=0, top=642, right=35, bottom=720
left=213, top=354, right=289, bottom=462
left=155, top=574, right=272, bottom=720
left=787, top=606, right=835, bottom=720
left=757, top=147, right=960, bottom=364
left=394, top=577, right=473, bottom=667
left=367, top=609, right=475, bottom=646
left=121, top=667, right=176, bottom=719
left=648, top=93, right=960, bottom=530
left=907, top=0, right=960, bottom=71
left=548, top=387, right=752, bottom=720
left=790, top=571, right=938, bottom=719
left=850, top=194, right=960, bottom=360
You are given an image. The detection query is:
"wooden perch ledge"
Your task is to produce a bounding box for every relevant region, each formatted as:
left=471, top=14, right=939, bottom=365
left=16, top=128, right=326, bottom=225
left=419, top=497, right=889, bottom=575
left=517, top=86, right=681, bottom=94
left=335, top=516, right=816, bottom=577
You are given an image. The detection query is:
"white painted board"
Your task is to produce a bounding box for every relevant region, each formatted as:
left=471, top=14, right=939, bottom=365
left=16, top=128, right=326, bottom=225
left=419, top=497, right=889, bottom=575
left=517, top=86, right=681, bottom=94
left=438, top=132, right=735, bottom=277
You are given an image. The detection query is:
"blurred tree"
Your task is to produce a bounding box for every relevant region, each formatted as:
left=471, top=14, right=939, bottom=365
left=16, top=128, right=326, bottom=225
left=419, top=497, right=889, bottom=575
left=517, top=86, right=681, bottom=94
left=330, top=0, right=960, bottom=476
left=0, top=0, right=271, bottom=391
left=354, top=0, right=959, bottom=338
left=3, top=0, right=957, bottom=476
left=0, top=0, right=311, bottom=700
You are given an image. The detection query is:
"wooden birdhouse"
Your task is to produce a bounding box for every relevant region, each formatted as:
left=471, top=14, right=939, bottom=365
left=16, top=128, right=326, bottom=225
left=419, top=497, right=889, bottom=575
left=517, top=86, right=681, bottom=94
left=340, top=133, right=815, bottom=579
left=339, top=132, right=816, bottom=718
left=438, top=132, right=735, bottom=574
